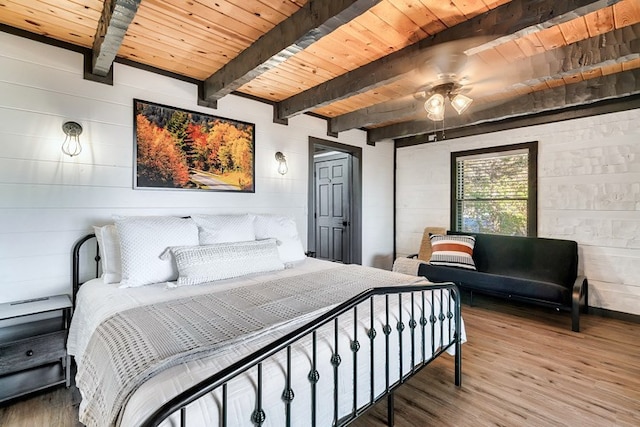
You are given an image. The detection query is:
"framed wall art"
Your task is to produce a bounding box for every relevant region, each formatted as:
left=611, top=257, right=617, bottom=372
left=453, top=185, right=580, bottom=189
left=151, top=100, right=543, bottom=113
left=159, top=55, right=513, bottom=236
left=133, top=99, right=255, bottom=192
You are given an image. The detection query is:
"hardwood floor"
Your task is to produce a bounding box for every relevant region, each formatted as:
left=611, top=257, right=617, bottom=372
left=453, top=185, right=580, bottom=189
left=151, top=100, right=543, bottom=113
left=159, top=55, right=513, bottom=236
left=0, top=386, right=81, bottom=427
left=353, top=296, right=640, bottom=427
left=1, top=295, right=639, bottom=427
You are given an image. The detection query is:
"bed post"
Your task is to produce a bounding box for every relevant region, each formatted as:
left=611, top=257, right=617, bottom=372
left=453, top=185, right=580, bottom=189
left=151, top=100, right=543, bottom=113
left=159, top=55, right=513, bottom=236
left=72, top=233, right=97, bottom=308
left=387, top=392, right=394, bottom=426
left=455, top=285, right=462, bottom=387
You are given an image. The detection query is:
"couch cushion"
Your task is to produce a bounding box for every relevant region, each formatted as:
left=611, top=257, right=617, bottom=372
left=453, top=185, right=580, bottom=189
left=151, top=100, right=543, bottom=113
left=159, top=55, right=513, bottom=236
left=418, top=264, right=570, bottom=305
left=448, top=231, right=578, bottom=288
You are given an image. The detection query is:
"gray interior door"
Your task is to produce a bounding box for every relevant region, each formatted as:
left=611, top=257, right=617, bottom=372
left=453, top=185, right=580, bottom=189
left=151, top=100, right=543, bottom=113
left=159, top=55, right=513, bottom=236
left=314, top=154, right=351, bottom=263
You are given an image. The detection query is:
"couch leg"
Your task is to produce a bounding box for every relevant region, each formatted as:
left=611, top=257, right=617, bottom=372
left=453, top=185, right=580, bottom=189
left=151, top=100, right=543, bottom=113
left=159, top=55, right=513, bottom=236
left=583, top=282, right=589, bottom=314
left=571, top=289, right=581, bottom=332
left=469, top=290, right=473, bottom=307
left=571, top=276, right=588, bottom=332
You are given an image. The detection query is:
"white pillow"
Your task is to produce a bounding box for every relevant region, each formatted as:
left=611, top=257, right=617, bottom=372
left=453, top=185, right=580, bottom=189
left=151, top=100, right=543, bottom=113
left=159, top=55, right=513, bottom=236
left=93, top=225, right=122, bottom=284
left=191, top=214, right=255, bottom=244
left=163, top=239, right=284, bottom=287
left=115, top=216, right=199, bottom=288
left=253, top=214, right=306, bottom=263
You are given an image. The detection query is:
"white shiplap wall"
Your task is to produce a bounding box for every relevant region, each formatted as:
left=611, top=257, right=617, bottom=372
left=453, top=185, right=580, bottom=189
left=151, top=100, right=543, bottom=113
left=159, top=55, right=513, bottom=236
left=0, top=32, right=395, bottom=304
left=396, top=109, right=640, bottom=315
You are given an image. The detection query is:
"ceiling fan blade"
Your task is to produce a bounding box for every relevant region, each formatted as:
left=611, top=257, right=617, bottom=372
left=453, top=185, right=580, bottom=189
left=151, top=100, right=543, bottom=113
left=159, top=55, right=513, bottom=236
left=414, top=36, right=535, bottom=100
left=416, top=36, right=495, bottom=85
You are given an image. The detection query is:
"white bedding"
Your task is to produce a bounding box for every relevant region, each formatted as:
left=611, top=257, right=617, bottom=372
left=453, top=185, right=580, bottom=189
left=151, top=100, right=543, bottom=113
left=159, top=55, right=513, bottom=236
left=68, top=258, right=333, bottom=361
left=69, top=258, right=465, bottom=427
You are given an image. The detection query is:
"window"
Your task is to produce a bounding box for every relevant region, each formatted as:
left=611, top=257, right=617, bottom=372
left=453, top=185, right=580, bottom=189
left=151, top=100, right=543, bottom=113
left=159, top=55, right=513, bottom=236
left=451, top=142, right=537, bottom=236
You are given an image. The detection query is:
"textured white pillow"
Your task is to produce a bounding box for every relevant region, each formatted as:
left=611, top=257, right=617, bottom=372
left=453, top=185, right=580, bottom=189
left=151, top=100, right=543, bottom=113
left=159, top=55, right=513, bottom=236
left=93, top=224, right=122, bottom=284
left=163, top=239, right=284, bottom=287
left=115, top=216, right=199, bottom=288
left=253, top=214, right=306, bottom=263
left=191, top=214, right=255, bottom=244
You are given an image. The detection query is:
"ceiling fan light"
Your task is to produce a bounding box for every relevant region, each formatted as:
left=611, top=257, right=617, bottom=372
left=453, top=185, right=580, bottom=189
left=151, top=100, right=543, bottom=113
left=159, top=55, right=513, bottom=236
left=424, top=93, right=445, bottom=115
left=427, top=111, right=444, bottom=122
left=450, top=93, right=473, bottom=115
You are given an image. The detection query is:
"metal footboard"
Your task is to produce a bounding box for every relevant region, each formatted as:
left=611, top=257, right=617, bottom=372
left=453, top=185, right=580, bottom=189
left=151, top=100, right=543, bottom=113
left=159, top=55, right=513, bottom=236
left=140, top=284, right=462, bottom=427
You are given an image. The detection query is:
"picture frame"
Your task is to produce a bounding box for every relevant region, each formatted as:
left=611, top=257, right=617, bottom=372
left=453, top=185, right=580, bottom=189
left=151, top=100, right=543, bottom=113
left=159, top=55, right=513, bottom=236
left=133, top=99, right=255, bottom=192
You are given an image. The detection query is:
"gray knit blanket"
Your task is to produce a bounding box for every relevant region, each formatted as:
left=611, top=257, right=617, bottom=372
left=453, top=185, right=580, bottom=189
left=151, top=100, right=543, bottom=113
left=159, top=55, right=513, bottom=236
left=76, top=265, right=422, bottom=427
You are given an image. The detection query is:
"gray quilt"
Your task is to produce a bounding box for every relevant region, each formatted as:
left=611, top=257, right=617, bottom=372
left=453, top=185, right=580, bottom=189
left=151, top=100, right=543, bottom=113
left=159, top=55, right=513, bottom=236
left=76, top=265, right=422, bottom=426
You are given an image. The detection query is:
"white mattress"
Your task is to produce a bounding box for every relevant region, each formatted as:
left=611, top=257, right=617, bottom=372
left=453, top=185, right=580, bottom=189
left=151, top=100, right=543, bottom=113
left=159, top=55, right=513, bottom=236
left=69, top=258, right=465, bottom=427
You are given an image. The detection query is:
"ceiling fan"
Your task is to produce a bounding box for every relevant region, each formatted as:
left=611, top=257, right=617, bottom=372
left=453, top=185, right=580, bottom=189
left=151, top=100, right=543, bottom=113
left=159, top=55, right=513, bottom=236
left=412, top=37, right=524, bottom=123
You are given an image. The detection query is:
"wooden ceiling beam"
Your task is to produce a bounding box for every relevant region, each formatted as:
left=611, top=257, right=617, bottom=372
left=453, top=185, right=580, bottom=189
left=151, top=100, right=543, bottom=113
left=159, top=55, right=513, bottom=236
left=395, top=94, right=640, bottom=147
left=514, top=24, right=640, bottom=86
left=329, top=97, right=420, bottom=133
left=89, top=0, right=142, bottom=78
left=276, top=0, right=620, bottom=121
left=201, top=0, right=382, bottom=104
left=330, top=24, right=640, bottom=133
left=367, top=68, right=640, bottom=143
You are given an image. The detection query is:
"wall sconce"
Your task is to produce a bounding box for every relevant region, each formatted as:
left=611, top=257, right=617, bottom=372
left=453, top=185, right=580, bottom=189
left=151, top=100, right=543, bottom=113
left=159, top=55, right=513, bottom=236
left=62, top=121, right=83, bottom=157
left=275, top=151, right=288, bottom=175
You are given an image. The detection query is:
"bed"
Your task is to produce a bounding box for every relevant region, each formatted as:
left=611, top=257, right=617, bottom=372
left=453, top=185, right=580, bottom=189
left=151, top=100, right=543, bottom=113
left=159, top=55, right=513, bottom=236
left=68, top=214, right=465, bottom=427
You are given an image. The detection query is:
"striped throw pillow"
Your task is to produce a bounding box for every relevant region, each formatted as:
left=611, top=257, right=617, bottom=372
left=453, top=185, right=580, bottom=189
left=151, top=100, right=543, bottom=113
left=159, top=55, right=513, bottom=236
left=429, top=234, right=476, bottom=270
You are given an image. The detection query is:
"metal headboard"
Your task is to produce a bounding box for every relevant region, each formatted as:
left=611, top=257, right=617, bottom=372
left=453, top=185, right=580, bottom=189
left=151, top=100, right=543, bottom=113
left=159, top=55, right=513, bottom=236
left=71, top=233, right=99, bottom=308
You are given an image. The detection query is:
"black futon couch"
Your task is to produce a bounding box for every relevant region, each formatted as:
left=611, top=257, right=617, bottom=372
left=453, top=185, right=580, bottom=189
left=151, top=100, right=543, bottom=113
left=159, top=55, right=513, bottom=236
left=418, top=232, right=588, bottom=332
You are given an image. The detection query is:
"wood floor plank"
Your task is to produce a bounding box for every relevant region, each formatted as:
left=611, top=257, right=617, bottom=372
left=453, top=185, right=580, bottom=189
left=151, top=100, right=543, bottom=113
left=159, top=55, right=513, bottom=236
left=351, top=296, right=640, bottom=427
left=0, top=295, right=638, bottom=427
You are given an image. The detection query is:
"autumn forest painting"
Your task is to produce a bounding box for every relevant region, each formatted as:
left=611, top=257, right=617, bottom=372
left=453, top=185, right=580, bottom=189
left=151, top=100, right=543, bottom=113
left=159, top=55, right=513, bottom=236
left=134, top=99, right=255, bottom=192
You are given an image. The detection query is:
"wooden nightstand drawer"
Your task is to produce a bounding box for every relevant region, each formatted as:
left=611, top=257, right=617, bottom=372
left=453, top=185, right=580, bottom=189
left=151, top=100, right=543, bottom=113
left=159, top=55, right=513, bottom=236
left=0, top=330, right=67, bottom=375
left=0, top=294, right=72, bottom=402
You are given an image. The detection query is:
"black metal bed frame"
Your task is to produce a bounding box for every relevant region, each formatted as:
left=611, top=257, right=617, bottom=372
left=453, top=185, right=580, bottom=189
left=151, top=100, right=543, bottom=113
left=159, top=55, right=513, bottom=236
left=72, top=234, right=462, bottom=427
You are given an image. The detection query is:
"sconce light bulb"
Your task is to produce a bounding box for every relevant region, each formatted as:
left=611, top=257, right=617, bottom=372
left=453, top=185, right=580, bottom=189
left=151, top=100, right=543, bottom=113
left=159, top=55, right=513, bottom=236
left=275, top=151, right=288, bottom=175
left=278, top=162, right=288, bottom=175
left=62, top=121, right=83, bottom=157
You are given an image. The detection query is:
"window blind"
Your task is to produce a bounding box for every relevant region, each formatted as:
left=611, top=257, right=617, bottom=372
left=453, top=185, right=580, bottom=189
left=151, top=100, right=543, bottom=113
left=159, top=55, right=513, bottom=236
left=454, top=150, right=531, bottom=236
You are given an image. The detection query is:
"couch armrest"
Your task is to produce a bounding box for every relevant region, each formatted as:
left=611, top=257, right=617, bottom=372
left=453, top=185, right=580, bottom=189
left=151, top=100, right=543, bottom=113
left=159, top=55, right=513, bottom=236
left=571, top=275, right=588, bottom=332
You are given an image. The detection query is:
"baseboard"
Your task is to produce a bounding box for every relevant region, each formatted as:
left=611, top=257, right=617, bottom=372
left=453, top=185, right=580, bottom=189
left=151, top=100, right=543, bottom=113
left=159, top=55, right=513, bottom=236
left=460, top=289, right=640, bottom=324
left=587, top=306, right=640, bottom=324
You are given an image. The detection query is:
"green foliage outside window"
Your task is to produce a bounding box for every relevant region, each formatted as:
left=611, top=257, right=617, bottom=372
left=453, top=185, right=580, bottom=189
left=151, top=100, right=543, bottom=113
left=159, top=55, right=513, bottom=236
left=453, top=143, right=537, bottom=237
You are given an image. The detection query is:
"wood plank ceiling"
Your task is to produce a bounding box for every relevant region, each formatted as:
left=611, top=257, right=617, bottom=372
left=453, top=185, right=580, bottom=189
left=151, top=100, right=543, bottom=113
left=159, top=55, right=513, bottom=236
left=1, top=0, right=639, bottom=144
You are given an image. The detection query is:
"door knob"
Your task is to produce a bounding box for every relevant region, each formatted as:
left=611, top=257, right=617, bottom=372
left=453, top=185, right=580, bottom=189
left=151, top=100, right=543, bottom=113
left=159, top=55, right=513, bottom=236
left=342, top=221, right=350, bottom=226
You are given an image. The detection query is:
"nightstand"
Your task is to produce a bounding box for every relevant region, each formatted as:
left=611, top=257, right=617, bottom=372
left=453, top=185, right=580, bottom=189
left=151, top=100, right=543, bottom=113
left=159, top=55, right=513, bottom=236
left=0, top=294, right=72, bottom=403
